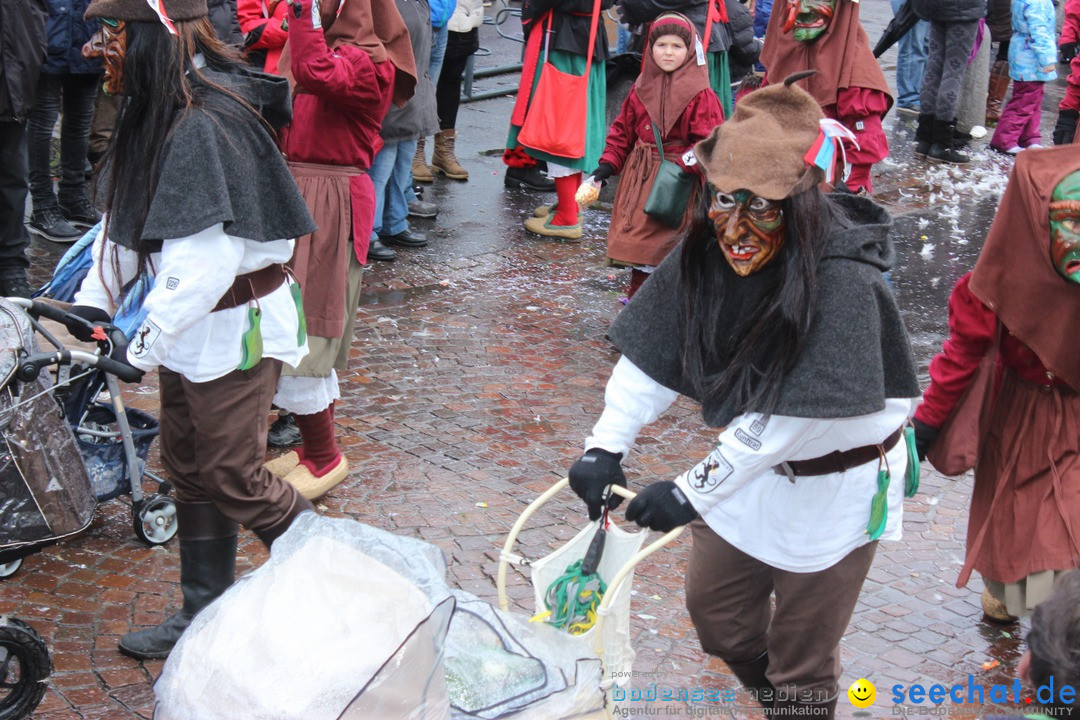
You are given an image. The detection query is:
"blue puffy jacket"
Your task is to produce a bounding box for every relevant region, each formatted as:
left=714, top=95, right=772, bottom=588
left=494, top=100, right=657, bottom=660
left=1008, top=0, right=1057, bottom=81
left=42, top=0, right=102, bottom=75
left=429, top=0, right=456, bottom=28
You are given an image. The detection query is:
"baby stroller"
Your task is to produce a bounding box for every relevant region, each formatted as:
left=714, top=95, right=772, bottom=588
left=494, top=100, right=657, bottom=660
left=0, top=297, right=175, bottom=580
left=0, top=296, right=175, bottom=719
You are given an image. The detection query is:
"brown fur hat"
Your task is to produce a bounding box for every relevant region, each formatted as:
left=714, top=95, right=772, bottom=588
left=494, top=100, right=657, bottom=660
left=693, top=71, right=826, bottom=200
left=85, top=0, right=208, bottom=23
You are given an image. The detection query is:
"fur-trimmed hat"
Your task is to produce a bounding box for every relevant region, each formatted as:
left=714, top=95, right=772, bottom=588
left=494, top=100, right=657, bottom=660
left=693, top=71, right=826, bottom=201
left=85, top=0, right=207, bottom=23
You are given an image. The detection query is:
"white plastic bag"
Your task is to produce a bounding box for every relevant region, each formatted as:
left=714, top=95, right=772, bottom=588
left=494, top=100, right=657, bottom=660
left=529, top=520, right=646, bottom=686
left=154, top=513, right=453, bottom=720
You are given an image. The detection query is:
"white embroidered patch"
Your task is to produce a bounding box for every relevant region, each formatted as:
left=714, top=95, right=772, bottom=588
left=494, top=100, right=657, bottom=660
left=855, top=120, right=865, bottom=131
left=682, top=149, right=698, bottom=166
left=734, top=428, right=762, bottom=451
left=130, top=320, right=162, bottom=358
left=687, top=448, right=734, bottom=493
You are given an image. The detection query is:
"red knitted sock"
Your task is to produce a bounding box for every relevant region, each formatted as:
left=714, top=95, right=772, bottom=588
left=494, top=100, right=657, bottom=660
left=552, top=174, right=581, bottom=227
left=627, top=268, right=649, bottom=298
left=293, top=404, right=340, bottom=475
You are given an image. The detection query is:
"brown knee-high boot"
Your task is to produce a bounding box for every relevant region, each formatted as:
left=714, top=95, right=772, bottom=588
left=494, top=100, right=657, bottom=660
left=986, top=61, right=1010, bottom=125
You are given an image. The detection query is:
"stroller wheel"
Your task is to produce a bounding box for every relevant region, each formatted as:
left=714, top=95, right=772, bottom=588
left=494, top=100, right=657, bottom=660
left=0, top=616, right=51, bottom=720
left=134, top=494, right=178, bottom=546
left=0, top=560, right=21, bottom=580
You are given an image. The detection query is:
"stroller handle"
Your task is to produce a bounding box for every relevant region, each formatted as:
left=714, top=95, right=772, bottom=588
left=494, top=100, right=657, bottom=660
left=18, top=349, right=144, bottom=384
left=8, top=299, right=144, bottom=383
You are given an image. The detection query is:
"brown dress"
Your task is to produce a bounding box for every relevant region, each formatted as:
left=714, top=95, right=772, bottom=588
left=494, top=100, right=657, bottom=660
left=607, top=143, right=701, bottom=267
left=963, top=147, right=1080, bottom=615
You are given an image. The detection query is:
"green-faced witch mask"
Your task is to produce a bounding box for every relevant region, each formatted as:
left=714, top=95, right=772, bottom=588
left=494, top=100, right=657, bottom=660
left=1050, top=168, right=1080, bottom=286
left=782, top=0, right=838, bottom=43
left=708, top=187, right=786, bottom=276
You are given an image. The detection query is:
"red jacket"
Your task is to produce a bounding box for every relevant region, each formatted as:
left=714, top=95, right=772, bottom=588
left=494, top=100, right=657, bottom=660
left=237, top=0, right=289, bottom=74
left=826, top=87, right=890, bottom=167
left=1061, top=0, right=1080, bottom=45
left=598, top=87, right=724, bottom=173
left=1061, top=53, right=1080, bottom=112
left=278, top=3, right=394, bottom=262
left=914, top=273, right=1072, bottom=429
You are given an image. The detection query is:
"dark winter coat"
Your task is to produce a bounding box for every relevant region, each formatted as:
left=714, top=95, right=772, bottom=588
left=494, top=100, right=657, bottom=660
left=522, top=0, right=612, bottom=60
left=380, top=0, right=439, bottom=143
left=208, top=0, right=243, bottom=45
left=726, top=0, right=760, bottom=81
left=910, top=0, right=987, bottom=23
left=0, top=0, right=48, bottom=122
left=42, top=0, right=101, bottom=75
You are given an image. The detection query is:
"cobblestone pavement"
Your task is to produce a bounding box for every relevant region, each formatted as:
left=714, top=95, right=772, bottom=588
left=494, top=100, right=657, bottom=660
left=4, top=1, right=1070, bottom=717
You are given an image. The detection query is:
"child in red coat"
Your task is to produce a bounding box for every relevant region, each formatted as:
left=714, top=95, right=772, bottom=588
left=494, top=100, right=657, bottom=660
left=587, top=13, right=723, bottom=298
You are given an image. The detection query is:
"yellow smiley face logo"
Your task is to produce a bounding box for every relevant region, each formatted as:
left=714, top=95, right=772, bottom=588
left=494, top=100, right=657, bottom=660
left=848, top=678, right=876, bottom=708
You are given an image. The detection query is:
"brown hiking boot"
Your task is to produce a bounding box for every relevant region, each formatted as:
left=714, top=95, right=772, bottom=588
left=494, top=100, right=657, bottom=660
left=986, top=61, right=1009, bottom=126
left=431, top=129, right=469, bottom=181
left=412, top=137, right=434, bottom=183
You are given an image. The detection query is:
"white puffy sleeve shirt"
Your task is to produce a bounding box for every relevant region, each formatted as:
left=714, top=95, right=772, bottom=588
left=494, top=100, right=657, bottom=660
left=74, top=221, right=308, bottom=383
left=587, top=356, right=914, bottom=572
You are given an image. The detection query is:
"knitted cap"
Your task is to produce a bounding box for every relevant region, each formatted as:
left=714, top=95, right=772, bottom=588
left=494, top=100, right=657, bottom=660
left=85, top=0, right=207, bottom=23
left=650, top=12, right=694, bottom=48
left=694, top=71, right=826, bottom=200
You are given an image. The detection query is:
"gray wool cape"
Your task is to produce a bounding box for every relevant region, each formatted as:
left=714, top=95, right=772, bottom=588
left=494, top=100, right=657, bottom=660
left=608, top=193, right=921, bottom=428
left=105, top=66, right=315, bottom=251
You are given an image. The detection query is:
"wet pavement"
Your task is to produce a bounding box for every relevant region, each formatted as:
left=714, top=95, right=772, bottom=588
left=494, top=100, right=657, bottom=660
left=4, top=1, right=1074, bottom=718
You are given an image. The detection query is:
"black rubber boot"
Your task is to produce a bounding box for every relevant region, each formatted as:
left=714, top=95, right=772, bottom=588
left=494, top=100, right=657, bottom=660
left=914, top=112, right=934, bottom=159
left=119, top=502, right=237, bottom=660
left=927, top=118, right=970, bottom=165
left=726, top=652, right=775, bottom=711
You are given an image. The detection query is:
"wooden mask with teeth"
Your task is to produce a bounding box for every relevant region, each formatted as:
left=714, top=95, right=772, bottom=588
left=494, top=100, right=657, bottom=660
left=707, top=188, right=785, bottom=276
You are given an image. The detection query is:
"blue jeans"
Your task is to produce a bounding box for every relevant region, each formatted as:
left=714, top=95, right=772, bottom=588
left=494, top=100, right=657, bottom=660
left=616, top=24, right=631, bottom=54
left=370, top=138, right=418, bottom=238
left=890, top=0, right=929, bottom=109
left=430, top=24, right=449, bottom=87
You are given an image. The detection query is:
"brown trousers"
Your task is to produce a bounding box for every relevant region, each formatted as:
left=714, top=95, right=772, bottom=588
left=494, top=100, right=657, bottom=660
left=159, top=360, right=305, bottom=538
left=685, top=520, right=877, bottom=703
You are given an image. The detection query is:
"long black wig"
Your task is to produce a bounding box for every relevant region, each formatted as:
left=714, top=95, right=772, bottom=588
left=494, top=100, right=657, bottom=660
left=100, top=17, right=260, bottom=283
left=678, top=184, right=852, bottom=419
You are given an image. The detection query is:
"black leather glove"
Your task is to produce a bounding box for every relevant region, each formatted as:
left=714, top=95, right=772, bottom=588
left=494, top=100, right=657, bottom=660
left=590, top=163, right=615, bottom=184
left=1054, top=109, right=1079, bottom=145
left=625, top=481, right=698, bottom=532
left=108, top=337, right=145, bottom=383
left=568, top=448, right=627, bottom=520
left=1061, top=41, right=1078, bottom=63
left=911, top=418, right=940, bottom=463
left=64, top=305, right=112, bottom=342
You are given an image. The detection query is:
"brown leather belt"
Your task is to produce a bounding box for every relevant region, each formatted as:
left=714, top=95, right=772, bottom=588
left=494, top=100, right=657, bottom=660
left=212, top=263, right=287, bottom=312
left=772, top=427, right=904, bottom=480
